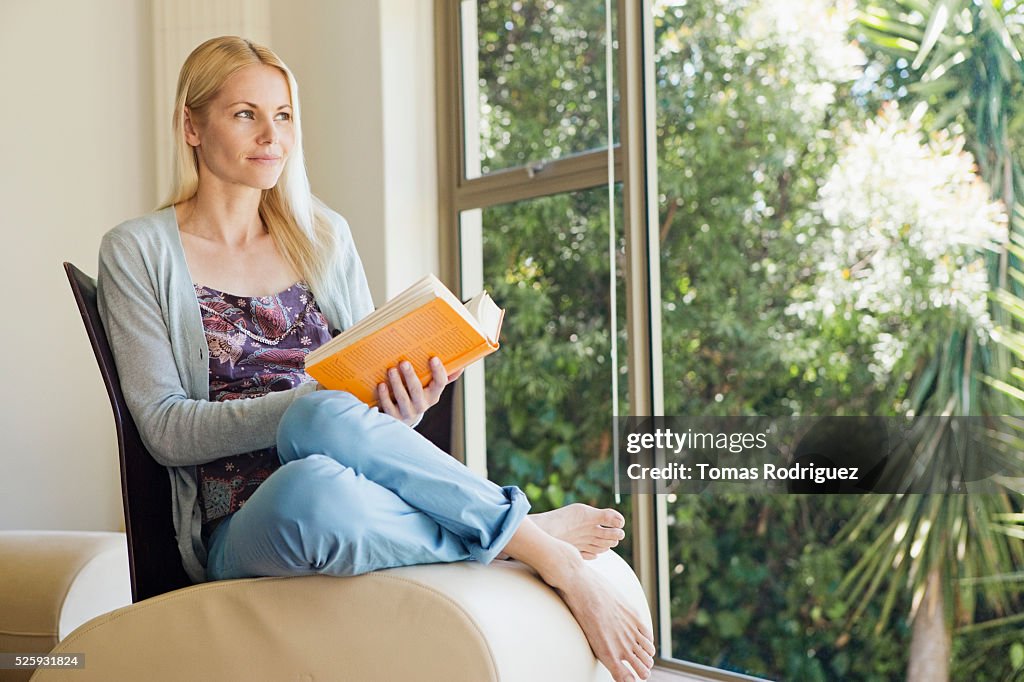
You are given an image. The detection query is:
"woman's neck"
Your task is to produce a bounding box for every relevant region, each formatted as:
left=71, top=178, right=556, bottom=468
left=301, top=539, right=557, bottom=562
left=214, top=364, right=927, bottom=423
left=177, top=185, right=266, bottom=249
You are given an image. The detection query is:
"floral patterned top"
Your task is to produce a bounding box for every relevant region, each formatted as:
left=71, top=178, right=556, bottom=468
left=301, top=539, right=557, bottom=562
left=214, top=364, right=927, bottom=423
left=194, top=280, right=333, bottom=534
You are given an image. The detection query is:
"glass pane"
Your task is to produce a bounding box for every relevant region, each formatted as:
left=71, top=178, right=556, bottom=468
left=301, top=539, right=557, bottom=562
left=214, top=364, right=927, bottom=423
left=467, top=185, right=630, bottom=551
left=654, top=0, right=917, bottom=678
left=462, top=0, right=619, bottom=178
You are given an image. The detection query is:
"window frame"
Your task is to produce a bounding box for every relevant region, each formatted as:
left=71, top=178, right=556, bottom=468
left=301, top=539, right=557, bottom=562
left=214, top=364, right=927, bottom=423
left=433, top=2, right=767, bottom=679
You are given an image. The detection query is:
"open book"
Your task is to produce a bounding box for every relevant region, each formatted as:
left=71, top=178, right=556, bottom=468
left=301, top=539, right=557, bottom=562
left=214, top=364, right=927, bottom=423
left=304, top=274, right=504, bottom=406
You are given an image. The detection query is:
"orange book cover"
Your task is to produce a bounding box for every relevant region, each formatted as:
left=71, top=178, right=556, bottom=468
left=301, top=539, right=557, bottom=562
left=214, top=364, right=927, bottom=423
left=305, top=277, right=503, bottom=406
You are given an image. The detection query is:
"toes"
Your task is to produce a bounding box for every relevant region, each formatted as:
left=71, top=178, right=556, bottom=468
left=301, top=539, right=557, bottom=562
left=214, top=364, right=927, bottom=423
left=597, top=526, right=627, bottom=541
left=611, top=660, right=639, bottom=682
left=626, top=651, right=652, bottom=679
left=585, top=540, right=618, bottom=555
left=634, top=642, right=655, bottom=669
left=599, top=508, right=626, bottom=528
left=636, top=626, right=656, bottom=657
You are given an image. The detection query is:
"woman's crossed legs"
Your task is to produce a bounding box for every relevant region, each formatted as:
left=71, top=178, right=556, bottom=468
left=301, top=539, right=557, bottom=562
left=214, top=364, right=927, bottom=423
left=206, top=390, right=654, bottom=681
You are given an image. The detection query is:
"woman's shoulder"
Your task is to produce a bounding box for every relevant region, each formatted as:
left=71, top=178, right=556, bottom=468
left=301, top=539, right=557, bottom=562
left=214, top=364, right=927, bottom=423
left=100, top=206, right=178, bottom=254
left=104, top=205, right=177, bottom=240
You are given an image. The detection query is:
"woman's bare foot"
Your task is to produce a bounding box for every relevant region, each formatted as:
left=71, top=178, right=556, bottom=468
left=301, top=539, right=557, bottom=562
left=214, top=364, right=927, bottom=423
left=553, top=564, right=656, bottom=681
left=500, top=519, right=655, bottom=681
left=531, top=503, right=626, bottom=559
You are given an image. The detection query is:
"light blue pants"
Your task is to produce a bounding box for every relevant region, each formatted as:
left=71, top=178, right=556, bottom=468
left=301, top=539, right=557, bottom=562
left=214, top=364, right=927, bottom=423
left=206, top=390, right=531, bottom=580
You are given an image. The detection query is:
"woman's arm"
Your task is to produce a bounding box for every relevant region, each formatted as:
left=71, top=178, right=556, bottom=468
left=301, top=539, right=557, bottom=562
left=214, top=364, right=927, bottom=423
left=96, top=230, right=317, bottom=468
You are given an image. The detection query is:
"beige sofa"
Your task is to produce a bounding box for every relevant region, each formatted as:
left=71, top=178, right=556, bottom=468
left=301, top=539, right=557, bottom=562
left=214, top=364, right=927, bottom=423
left=24, top=548, right=648, bottom=682
left=0, top=532, right=132, bottom=682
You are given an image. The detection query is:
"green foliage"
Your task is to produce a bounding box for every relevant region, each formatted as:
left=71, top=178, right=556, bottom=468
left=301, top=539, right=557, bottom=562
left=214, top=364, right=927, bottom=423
left=665, top=494, right=910, bottom=680
left=475, top=1, right=625, bottom=515
left=482, top=188, right=625, bottom=512
left=470, top=0, right=1023, bottom=680
left=651, top=1, right=928, bottom=676
left=475, top=0, right=615, bottom=173
left=839, top=4, right=1024, bottom=680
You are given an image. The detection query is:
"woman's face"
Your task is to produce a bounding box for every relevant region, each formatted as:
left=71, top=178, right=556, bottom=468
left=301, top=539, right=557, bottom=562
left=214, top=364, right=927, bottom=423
left=185, top=63, right=295, bottom=192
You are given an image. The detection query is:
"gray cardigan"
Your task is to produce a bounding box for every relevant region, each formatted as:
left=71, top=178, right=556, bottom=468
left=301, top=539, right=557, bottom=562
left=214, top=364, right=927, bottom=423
left=97, top=205, right=375, bottom=583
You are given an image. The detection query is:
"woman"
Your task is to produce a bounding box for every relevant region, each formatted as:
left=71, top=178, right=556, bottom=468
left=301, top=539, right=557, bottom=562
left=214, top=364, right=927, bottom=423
left=97, top=36, right=654, bottom=681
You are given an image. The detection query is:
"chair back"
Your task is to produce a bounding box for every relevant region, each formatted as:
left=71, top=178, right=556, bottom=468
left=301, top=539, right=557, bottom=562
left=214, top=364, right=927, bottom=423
left=63, top=262, right=191, bottom=602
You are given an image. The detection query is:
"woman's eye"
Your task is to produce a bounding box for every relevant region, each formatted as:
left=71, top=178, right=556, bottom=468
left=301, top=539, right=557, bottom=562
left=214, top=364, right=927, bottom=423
left=275, top=112, right=291, bottom=121
left=235, top=110, right=255, bottom=119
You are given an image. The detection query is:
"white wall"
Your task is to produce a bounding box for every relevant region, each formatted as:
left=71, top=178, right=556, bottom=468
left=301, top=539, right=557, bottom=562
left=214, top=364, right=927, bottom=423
left=0, top=0, right=155, bottom=531
left=0, top=0, right=438, bottom=532
left=379, top=0, right=440, bottom=296
left=271, top=0, right=438, bottom=302
left=270, top=0, right=389, bottom=300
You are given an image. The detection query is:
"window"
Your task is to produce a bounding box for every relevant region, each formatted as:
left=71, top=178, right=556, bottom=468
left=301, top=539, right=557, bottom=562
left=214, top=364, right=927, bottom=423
left=437, top=0, right=669, bottom=669
left=438, top=1, right=1022, bottom=680
left=437, top=0, right=637, bottom=489
left=469, top=187, right=628, bottom=511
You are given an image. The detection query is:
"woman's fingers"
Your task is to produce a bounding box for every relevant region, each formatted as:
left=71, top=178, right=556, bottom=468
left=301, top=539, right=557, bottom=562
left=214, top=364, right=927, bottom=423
left=377, top=381, right=399, bottom=418
left=398, top=361, right=427, bottom=411
left=378, top=358, right=460, bottom=424
left=387, top=366, right=416, bottom=418
left=425, top=357, right=449, bottom=403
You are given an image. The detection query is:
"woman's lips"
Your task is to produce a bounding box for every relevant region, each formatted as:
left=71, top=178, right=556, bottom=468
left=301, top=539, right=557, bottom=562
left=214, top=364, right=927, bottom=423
left=248, top=156, right=282, bottom=164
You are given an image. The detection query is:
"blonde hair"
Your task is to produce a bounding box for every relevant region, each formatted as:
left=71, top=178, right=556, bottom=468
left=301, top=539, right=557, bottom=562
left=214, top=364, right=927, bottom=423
left=161, top=36, right=340, bottom=303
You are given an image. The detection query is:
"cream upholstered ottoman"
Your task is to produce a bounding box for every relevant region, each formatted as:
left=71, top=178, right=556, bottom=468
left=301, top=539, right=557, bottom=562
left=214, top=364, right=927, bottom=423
left=31, top=550, right=649, bottom=682
left=0, top=531, right=131, bottom=682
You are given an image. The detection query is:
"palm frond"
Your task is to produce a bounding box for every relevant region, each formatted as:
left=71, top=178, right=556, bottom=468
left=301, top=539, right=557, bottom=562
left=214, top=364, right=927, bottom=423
left=841, top=0, right=1024, bottom=648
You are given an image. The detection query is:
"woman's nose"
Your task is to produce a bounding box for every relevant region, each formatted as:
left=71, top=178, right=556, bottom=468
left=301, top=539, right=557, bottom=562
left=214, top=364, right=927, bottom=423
left=258, top=118, right=279, bottom=144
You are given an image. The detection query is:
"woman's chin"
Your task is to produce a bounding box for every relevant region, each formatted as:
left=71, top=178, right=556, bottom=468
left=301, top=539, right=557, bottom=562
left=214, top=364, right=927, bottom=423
left=248, top=174, right=284, bottom=191
left=241, top=165, right=286, bottom=191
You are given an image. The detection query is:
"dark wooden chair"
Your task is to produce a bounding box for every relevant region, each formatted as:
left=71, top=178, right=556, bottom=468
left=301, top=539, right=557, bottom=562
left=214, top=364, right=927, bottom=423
left=64, top=262, right=454, bottom=603
left=64, top=262, right=191, bottom=602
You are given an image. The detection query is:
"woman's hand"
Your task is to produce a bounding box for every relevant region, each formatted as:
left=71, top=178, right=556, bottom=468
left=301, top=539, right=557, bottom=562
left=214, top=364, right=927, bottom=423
left=377, top=357, right=464, bottom=426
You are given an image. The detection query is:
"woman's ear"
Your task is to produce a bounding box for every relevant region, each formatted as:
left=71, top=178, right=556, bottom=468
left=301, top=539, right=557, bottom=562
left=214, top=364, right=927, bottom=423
left=183, top=106, right=201, bottom=147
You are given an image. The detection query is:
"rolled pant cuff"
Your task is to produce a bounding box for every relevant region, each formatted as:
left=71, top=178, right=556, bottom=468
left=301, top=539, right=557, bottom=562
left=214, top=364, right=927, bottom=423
left=471, top=486, right=531, bottom=565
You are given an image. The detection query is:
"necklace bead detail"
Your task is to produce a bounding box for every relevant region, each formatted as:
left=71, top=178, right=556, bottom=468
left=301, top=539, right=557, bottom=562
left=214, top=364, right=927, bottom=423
left=195, top=284, right=316, bottom=346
